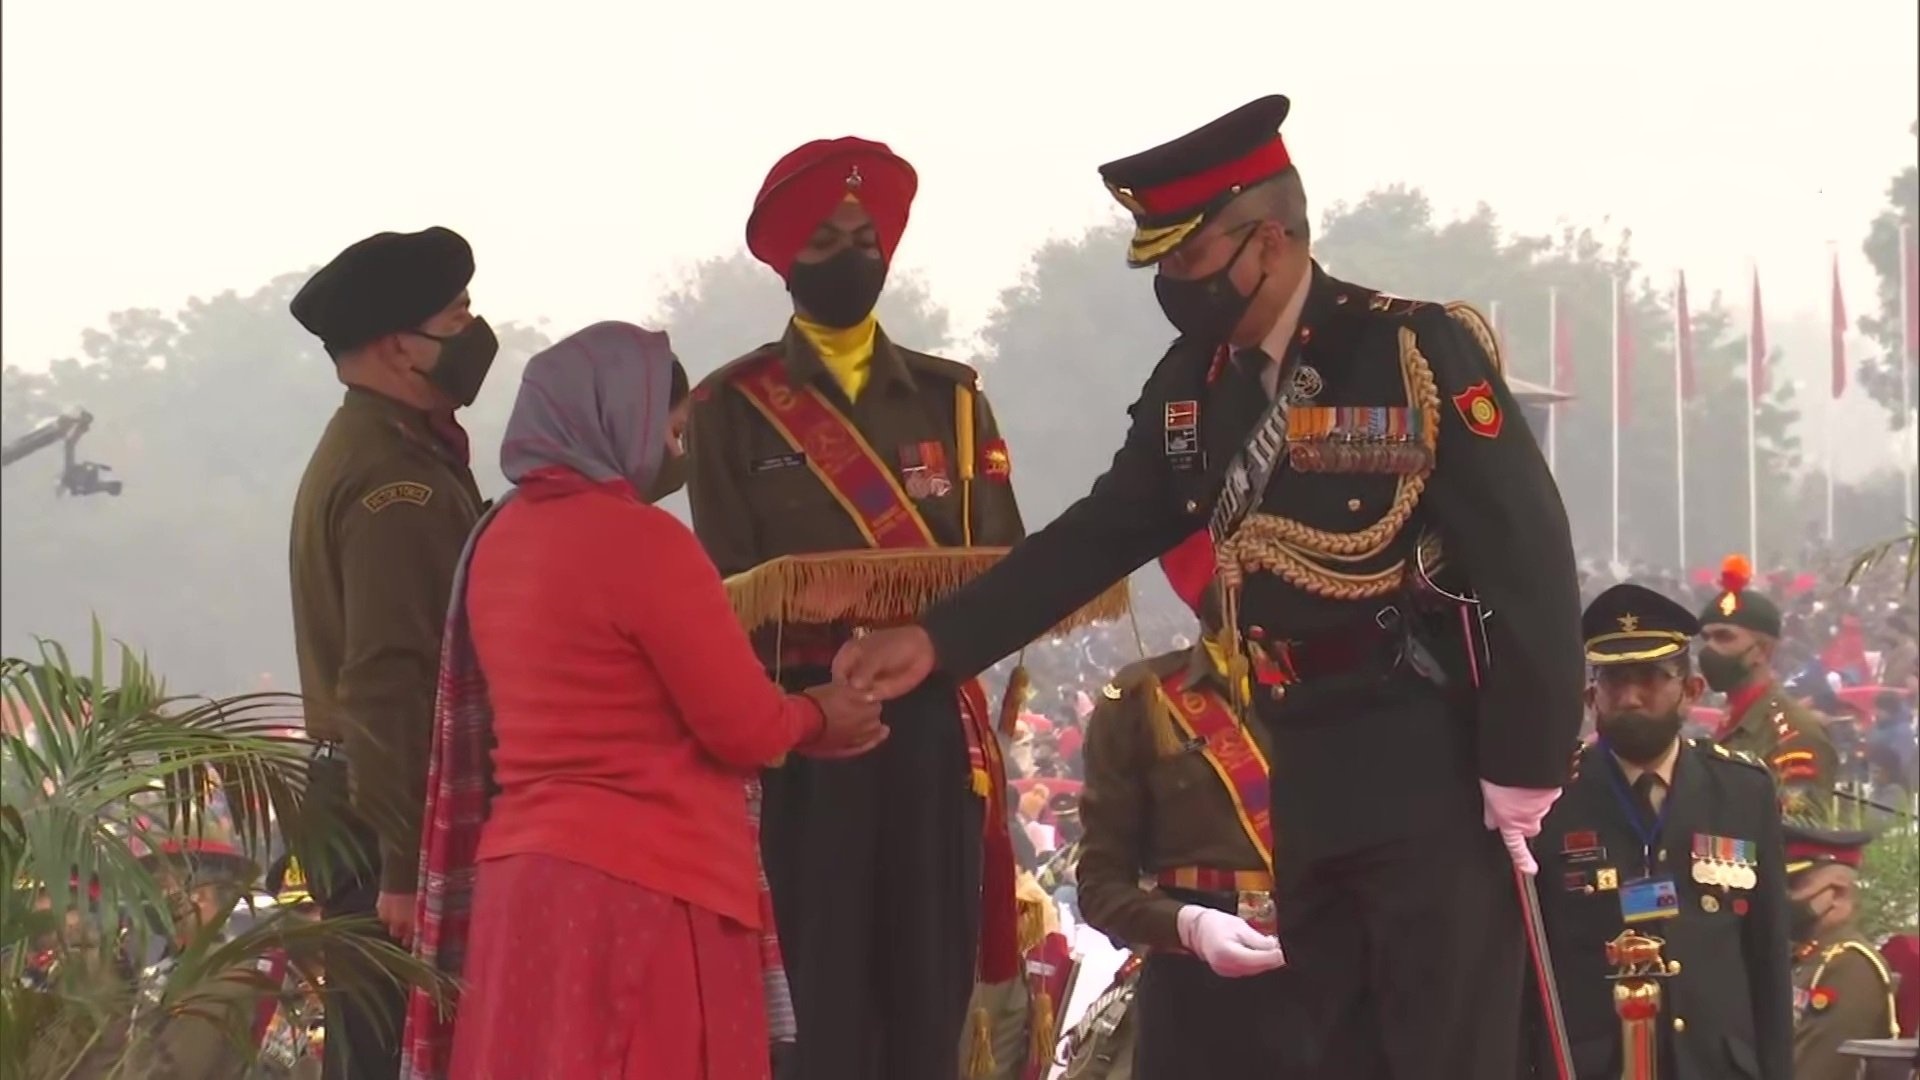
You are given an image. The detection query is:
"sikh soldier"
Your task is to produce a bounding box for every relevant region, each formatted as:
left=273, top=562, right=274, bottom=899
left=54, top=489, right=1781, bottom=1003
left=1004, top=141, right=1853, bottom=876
left=686, top=136, right=1048, bottom=1080
left=837, top=93, right=1585, bottom=1080
left=287, top=227, right=495, bottom=1080
left=1075, top=527, right=1317, bottom=1077
left=1783, top=822, right=1899, bottom=1079
left=1697, top=554, right=1839, bottom=817
left=1526, top=584, right=1792, bottom=1079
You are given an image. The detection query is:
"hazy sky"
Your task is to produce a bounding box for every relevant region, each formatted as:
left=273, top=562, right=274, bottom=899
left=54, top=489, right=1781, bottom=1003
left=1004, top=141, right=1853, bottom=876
left=4, top=1, right=1916, bottom=426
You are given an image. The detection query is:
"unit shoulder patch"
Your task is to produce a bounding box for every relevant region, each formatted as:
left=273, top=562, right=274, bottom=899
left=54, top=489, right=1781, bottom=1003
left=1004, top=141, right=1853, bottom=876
left=360, top=481, right=433, bottom=513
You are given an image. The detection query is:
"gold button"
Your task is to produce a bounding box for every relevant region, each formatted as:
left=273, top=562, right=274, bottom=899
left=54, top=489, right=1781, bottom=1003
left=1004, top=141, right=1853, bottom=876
left=1347, top=498, right=1362, bottom=511
left=1672, top=1017, right=1686, bottom=1033
left=1667, top=960, right=1682, bottom=976
left=1184, top=500, right=1200, bottom=514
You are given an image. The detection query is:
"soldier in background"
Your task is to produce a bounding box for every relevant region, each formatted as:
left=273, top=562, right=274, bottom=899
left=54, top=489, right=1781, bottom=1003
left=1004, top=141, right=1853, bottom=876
left=287, top=226, right=495, bottom=1080
left=1783, top=822, right=1899, bottom=1080
left=1696, top=554, right=1839, bottom=817
left=1527, top=583, right=1792, bottom=1079
left=1075, top=530, right=1312, bottom=1077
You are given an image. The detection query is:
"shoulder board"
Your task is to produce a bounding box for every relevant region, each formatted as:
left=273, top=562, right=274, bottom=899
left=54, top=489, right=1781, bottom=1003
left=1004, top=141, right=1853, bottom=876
left=693, top=345, right=783, bottom=400
left=1365, top=291, right=1435, bottom=317
left=899, top=349, right=982, bottom=390
left=1695, top=737, right=1770, bottom=773
left=1443, top=302, right=1506, bottom=377
left=1106, top=652, right=1188, bottom=699
left=1818, top=941, right=1897, bottom=990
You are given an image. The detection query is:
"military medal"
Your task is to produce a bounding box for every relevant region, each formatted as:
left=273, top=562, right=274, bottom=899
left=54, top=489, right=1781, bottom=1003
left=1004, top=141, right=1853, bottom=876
left=1700, top=894, right=1720, bottom=913
left=1286, top=363, right=1323, bottom=403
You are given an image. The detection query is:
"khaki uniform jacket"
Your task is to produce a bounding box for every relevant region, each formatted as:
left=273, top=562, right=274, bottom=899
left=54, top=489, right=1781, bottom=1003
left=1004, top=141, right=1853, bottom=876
left=1792, top=928, right=1899, bottom=1080
left=686, top=323, right=1024, bottom=581
left=289, top=388, right=483, bottom=894
left=1717, top=683, right=1839, bottom=819
left=1077, top=648, right=1271, bottom=952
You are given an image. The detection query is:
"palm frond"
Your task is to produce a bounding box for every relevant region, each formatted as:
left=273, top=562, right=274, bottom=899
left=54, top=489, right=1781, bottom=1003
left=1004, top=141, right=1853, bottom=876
left=1844, top=519, right=1920, bottom=592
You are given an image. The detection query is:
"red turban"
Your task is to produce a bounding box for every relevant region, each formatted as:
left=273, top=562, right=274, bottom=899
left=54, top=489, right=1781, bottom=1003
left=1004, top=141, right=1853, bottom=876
left=1159, top=529, right=1217, bottom=614
left=746, top=137, right=917, bottom=281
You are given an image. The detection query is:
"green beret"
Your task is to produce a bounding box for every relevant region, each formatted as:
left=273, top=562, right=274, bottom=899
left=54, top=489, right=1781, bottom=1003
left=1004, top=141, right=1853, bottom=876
left=1697, top=554, right=1782, bottom=638
left=1583, top=583, right=1698, bottom=666
left=290, top=226, right=474, bottom=357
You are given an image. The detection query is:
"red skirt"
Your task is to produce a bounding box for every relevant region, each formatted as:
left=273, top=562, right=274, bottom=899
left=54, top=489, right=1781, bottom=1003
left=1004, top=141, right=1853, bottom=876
left=448, top=853, right=767, bottom=1080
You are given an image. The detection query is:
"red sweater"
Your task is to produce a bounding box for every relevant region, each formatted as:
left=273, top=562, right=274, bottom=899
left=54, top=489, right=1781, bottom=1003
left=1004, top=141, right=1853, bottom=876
left=466, top=472, right=822, bottom=928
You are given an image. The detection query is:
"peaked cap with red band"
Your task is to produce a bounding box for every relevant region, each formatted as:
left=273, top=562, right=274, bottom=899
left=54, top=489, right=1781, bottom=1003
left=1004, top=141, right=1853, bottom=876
left=1099, top=95, right=1294, bottom=267
left=1782, top=821, right=1874, bottom=876
left=746, top=137, right=918, bottom=281
left=1158, top=529, right=1218, bottom=615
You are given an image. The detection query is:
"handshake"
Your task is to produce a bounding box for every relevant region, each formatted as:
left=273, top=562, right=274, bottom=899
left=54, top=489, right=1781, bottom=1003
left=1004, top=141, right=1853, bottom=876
left=791, top=625, right=941, bottom=759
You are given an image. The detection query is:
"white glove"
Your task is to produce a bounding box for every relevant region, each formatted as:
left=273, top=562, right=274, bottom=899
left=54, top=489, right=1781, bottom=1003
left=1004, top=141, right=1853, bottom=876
left=1176, top=905, right=1287, bottom=977
left=1480, top=779, right=1563, bottom=875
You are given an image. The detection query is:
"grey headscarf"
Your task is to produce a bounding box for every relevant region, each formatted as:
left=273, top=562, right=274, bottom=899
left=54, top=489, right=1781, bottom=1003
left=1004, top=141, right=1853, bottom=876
left=499, top=320, right=678, bottom=492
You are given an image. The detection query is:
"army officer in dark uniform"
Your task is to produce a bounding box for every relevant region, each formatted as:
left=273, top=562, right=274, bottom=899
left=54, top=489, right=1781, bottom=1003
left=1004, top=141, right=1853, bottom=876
left=838, top=94, right=1584, bottom=1080
left=287, top=226, right=496, bottom=1080
left=1527, top=584, right=1792, bottom=1079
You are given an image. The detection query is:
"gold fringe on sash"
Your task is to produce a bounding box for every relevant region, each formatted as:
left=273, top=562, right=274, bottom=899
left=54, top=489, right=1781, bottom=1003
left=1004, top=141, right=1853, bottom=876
left=723, top=548, right=1132, bottom=634
left=967, top=1006, right=996, bottom=1079
left=1028, top=989, right=1056, bottom=1072
left=1147, top=684, right=1188, bottom=758
left=998, top=662, right=1032, bottom=737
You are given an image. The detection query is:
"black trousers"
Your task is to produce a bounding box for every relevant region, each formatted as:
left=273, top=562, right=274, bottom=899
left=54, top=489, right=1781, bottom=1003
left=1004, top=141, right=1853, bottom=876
left=1272, top=824, right=1525, bottom=1080
left=761, top=673, right=984, bottom=1080
left=1131, top=951, right=1329, bottom=1079
left=305, top=755, right=405, bottom=1080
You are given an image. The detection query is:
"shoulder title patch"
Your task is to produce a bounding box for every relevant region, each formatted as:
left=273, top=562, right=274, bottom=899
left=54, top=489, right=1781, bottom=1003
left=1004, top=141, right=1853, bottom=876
left=1450, top=380, right=1503, bottom=438
left=361, top=481, right=433, bottom=513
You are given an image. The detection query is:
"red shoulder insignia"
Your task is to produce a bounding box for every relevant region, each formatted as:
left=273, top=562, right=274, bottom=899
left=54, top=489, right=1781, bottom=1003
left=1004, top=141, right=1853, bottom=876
left=981, top=438, right=1012, bottom=482
left=1450, top=380, right=1503, bottom=439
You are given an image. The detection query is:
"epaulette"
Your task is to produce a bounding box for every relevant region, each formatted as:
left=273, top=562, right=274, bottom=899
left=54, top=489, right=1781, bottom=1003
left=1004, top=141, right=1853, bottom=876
left=899, top=348, right=984, bottom=390
left=1695, top=737, right=1770, bottom=774
left=1442, top=301, right=1506, bottom=377
left=1366, top=292, right=1433, bottom=317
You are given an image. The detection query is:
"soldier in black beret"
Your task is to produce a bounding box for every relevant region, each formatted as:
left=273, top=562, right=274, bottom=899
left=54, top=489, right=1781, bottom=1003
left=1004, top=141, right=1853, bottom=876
left=1696, top=555, right=1838, bottom=817
left=1524, top=583, right=1793, bottom=1080
left=837, top=95, right=1585, bottom=1079
left=286, top=226, right=495, bottom=1080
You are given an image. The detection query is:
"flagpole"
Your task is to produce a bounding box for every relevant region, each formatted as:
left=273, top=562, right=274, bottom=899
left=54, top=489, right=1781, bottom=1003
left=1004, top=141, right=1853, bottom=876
left=1547, top=288, right=1559, bottom=478
left=1827, top=246, right=1840, bottom=544
left=1673, top=272, right=1687, bottom=573
left=1748, top=266, right=1762, bottom=571
left=1903, top=223, right=1916, bottom=523
left=1610, top=274, right=1621, bottom=568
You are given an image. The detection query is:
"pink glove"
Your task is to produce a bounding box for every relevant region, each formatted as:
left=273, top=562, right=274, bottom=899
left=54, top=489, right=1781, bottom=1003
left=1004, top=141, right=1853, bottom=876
left=1479, top=780, right=1562, bottom=875
left=1176, top=906, right=1287, bottom=977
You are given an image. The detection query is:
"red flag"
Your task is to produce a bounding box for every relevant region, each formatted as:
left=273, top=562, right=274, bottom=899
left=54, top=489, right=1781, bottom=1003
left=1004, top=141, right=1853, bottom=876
left=1830, top=253, right=1847, bottom=398
left=1749, top=269, right=1769, bottom=402
left=1551, top=288, right=1574, bottom=391
left=1902, top=221, right=1917, bottom=365
left=1613, top=276, right=1636, bottom=425
left=1675, top=271, right=1696, bottom=399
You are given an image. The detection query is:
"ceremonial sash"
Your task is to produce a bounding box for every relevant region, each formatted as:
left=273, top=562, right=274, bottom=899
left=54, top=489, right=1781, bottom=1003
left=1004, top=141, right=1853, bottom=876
left=735, top=355, right=1019, bottom=981
left=732, top=354, right=937, bottom=549
left=1158, top=673, right=1274, bottom=872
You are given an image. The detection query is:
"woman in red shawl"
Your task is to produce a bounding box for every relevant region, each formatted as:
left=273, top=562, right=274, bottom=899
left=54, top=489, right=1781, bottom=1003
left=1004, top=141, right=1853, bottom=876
left=405, top=321, right=887, bottom=1080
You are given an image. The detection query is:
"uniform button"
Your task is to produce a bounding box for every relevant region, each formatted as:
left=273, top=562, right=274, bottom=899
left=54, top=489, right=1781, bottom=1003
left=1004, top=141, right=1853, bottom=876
left=1247, top=626, right=1266, bottom=640
left=1347, top=498, right=1362, bottom=511
left=1184, top=499, right=1200, bottom=514
left=1671, top=1017, right=1686, bottom=1034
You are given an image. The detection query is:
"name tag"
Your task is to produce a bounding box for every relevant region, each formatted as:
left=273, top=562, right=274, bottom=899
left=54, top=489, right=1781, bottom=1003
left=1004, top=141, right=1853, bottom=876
left=1619, top=876, right=1681, bottom=923
left=750, top=452, right=806, bottom=474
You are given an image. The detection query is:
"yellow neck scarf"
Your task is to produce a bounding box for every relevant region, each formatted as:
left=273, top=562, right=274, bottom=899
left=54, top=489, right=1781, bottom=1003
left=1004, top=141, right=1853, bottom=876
left=1202, top=634, right=1251, bottom=703
left=794, top=313, right=879, bottom=402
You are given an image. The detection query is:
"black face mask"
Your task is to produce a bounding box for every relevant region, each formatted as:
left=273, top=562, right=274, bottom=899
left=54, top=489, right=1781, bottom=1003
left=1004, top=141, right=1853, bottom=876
left=788, top=249, right=887, bottom=329
left=1153, top=226, right=1266, bottom=343
left=1699, top=646, right=1755, bottom=693
left=1788, top=886, right=1835, bottom=942
left=1596, top=709, right=1684, bottom=766
left=411, top=317, right=498, bottom=408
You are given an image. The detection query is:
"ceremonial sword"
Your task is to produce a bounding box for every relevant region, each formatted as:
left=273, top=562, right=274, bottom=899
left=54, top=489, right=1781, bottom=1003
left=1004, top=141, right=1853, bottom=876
left=1516, top=864, right=1577, bottom=1080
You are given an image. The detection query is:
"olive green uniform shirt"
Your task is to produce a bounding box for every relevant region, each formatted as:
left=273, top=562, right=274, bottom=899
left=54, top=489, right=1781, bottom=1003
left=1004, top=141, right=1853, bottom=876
left=1077, top=648, right=1272, bottom=952
left=288, top=388, right=483, bottom=893
left=1718, top=682, right=1839, bottom=819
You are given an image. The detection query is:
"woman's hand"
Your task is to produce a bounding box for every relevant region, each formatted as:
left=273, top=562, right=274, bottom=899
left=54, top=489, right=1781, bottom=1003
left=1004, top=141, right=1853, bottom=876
left=798, top=682, right=890, bottom=759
